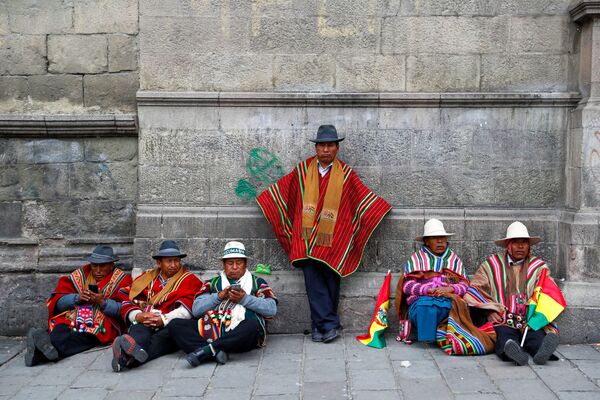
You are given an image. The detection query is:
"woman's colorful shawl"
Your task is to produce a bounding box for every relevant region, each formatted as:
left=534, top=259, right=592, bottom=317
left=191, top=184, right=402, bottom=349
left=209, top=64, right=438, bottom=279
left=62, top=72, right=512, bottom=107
left=120, top=268, right=202, bottom=321
left=395, top=247, right=496, bottom=355
left=256, top=156, right=391, bottom=277
left=195, top=274, right=277, bottom=347
left=46, top=264, right=132, bottom=344
left=465, top=252, right=559, bottom=335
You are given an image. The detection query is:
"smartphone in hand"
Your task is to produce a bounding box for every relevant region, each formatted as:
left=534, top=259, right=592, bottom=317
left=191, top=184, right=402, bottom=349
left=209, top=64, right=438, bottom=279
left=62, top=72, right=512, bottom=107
left=230, top=283, right=242, bottom=291
left=88, top=284, right=99, bottom=293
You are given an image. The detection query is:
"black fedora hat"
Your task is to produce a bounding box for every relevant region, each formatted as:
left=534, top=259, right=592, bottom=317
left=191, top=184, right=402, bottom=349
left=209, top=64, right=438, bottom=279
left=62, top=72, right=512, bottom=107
left=84, top=245, right=119, bottom=264
left=309, top=125, right=345, bottom=143
left=152, top=240, right=187, bottom=259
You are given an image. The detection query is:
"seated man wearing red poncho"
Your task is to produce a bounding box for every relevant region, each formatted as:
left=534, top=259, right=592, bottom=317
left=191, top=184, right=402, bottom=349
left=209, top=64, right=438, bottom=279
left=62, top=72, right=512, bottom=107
left=257, top=125, right=391, bottom=343
left=465, top=221, right=562, bottom=366
left=25, top=245, right=131, bottom=366
left=111, top=240, right=202, bottom=372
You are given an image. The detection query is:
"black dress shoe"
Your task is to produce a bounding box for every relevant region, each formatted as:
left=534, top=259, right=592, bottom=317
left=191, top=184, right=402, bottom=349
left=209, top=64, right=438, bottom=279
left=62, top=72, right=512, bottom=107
left=504, top=339, right=529, bottom=366
left=322, top=329, right=339, bottom=343
left=311, top=328, right=324, bottom=342
left=214, top=350, right=228, bottom=365
left=533, top=333, right=559, bottom=365
left=25, top=329, right=47, bottom=367
left=30, top=328, right=58, bottom=362
left=186, top=348, right=213, bottom=367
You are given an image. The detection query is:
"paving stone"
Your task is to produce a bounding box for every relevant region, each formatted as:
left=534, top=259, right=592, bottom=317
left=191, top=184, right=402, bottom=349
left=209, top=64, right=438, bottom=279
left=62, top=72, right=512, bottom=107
left=263, top=334, right=304, bottom=354
left=0, top=375, right=33, bottom=396
left=159, top=377, right=210, bottom=397
left=169, top=361, right=216, bottom=378
left=440, top=365, right=499, bottom=394
left=533, top=365, right=600, bottom=392
left=113, top=371, right=166, bottom=391
left=60, top=388, right=109, bottom=400
left=0, top=337, right=24, bottom=365
left=259, top=355, right=302, bottom=375
left=29, top=366, right=82, bottom=386
left=203, top=388, right=253, bottom=400
left=556, top=392, right=600, bottom=400
left=70, top=369, right=120, bottom=388
left=212, top=365, right=256, bottom=388
left=11, top=385, right=67, bottom=400
left=455, top=394, right=504, bottom=400
left=104, top=391, right=155, bottom=400
left=350, top=367, right=396, bottom=391
left=392, top=359, right=443, bottom=379
left=398, top=377, right=453, bottom=398
left=254, top=373, right=301, bottom=396
left=557, top=345, right=600, bottom=360
left=304, top=338, right=345, bottom=360
left=303, top=358, right=347, bottom=382
left=387, top=341, right=434, bottom=361
left=571, top=359, right=600, bottom=381
left=496, top=379, right=557, bottom=400
left=302, top=381, right=347, bottom=400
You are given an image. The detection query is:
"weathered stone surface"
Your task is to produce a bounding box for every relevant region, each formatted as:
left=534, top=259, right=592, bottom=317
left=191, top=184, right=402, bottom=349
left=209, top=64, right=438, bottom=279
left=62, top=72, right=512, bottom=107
left=406, top=54, right=479, bottom=91
left=335, top=55, right=405, bottom=92
left=68, top=161, right=137, bottom=201
left=0, top=34, right=46, bottom=75
left=48, top=35, right=108, bottom=74
left=6, top=0, right=72, bottom=34
left=27, top=74, right=83, bottom=104
left=509, top=15, right=570, bottom=53
left=108, top=34, right=138, bottom=72
left=138, top=165, right=211, bottom=204
left=481, top=54, right=569, bottom=91
left=382, top=16, right=508, bottom=55
left=0, top=164, right=69, bottom=201
left=83, top=72, right=138, bottom=110
left=0, top=76, right=28, bottom=101
left=398, top=0, right=570, bottom=16
left=73, top=0, right=138, bottom=34
left=0, top=201, right=21, bottom=237
left=15, top=139, right=83, bottom=164
left=84, top=138, right=137, bottom=162
left=273, top=54, right=335, bottom=91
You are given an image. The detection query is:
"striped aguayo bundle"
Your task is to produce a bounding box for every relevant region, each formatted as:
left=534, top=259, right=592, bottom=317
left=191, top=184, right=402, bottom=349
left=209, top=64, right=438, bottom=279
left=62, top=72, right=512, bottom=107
left=256, top=157, right=391, bottom=277
left=404, top=247, right=466, bottom=277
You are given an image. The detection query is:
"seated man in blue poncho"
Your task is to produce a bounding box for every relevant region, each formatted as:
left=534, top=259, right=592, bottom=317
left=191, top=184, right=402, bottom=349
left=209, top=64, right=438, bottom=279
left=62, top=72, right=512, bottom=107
left=168, top=241, right=277, bottom=365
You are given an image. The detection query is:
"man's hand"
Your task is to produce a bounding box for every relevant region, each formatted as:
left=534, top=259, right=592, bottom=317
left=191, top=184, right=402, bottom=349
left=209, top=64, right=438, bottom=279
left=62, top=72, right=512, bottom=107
left=135, top=312, right=163, bottom=327
left=79, top=289, right=105, bottom=306
left=488, top=311, right=504, bottom=324
left=218, top=287, right=231, bottom=301
left=228, top=288, right=246, bottom=303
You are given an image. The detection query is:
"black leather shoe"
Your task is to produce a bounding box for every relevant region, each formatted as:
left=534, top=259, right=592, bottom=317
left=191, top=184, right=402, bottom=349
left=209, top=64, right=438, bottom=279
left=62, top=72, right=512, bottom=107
left=533, top=333, right=559, bottom=365
left=186, top=348, right=212, bottom=367
left=311, top=328, right=324, bottom=342
left=504, top=339, right=529, bottom=366
left=215, top=350, right=228, bottom=365
left=322, top=329, right=339, bottom=343
left=30, top=328, right=58, bottom=362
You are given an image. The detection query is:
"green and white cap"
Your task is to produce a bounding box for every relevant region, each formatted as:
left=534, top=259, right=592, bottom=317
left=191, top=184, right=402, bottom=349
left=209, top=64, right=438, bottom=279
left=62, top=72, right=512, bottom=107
left=222, top=241, right=248, bottom=259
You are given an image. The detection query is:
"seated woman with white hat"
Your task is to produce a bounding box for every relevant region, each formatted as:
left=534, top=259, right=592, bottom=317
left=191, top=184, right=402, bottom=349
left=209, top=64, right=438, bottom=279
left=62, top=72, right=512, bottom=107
left=465, top=221, right=561, bottom=365
left=395, top=219, right=496, bottom=355
left=168, top=241, right=277, bottom=366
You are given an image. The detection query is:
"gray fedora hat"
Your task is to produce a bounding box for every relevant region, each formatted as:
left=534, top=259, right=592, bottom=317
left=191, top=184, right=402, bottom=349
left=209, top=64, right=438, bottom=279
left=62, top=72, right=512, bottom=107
left=309, top=125, right=345, bottom=143
left=84, top=245, right=119, bottom=264
left=152, top=240, right=187, bottom=259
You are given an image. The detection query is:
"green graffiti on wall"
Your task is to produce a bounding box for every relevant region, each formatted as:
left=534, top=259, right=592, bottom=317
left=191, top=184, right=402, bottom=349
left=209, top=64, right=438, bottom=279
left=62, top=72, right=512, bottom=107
left=235, top=148, right=284, bottom=201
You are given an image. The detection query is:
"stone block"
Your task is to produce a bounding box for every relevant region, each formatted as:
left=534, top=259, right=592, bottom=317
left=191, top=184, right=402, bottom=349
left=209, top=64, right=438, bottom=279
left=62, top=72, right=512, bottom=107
left=399, top=0, right=498, bottom=16
left=382, top=16, right=508, bottom=55
left=406, top=54, right=480, bottom=92
left=342, top=129, right=411, bottom=167
left=74, top=0, right=138, bottom=34
left=509, top=15, right=570, bottom=53
left=493, top=168, right=561, bottom=207
left=11, top=164, right=70, bottom=200
left=0, top=34, right=46, bottom=75
left=481, top=54, right=568, bottom=91
left=108, top=34, right=138, bottom=72
left=84, top=138, right=138, bottom=162
left=335, top=55, right=405, bottom=92
left=0, top=76, right=28, bottom=101
left=0, top=139, right=17, bottom=165
left=137, top=106, right=220, bottom=131
left=138, top=165, right=211, bottom=204
left=273, top=54, right=335, bottom=91
left=27, top=74, right=83, bottom=105
left=48, top=35, right=108, bottom=74
left=15, top=139, right=83, bottom=164
left=0, top=202, right=21, bottom=237
left=378, top=107, right=442, bottom=130
left=83, top=72, right=138, bottom=110
left=497, top=1, right=571, bottom=15
left=6, top=0, right=72, bottom=34
left=68, top=161, right=138, bottom=201
left=23, top=200, right=135, bottom=238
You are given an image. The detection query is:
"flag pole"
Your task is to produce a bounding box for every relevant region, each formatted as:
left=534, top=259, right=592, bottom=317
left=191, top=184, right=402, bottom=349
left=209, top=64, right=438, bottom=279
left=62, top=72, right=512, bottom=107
left=520, top=326, right=529, bottom=347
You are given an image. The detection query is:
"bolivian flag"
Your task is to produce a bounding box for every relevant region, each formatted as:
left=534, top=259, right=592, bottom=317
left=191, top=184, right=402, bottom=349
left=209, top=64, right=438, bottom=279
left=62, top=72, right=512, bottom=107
left=356, top=271, right=391, bottom=348
left=526, top=268, right=567, bottom=331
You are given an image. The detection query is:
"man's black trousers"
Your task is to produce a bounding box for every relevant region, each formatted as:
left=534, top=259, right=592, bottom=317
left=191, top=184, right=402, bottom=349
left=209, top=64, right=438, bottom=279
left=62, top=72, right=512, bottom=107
left=297, top=258, right=341, bottom=333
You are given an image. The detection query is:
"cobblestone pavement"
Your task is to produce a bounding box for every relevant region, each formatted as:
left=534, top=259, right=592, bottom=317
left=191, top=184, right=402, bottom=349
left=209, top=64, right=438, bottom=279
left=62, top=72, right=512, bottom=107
left=1, top=334, right=599, bottom=400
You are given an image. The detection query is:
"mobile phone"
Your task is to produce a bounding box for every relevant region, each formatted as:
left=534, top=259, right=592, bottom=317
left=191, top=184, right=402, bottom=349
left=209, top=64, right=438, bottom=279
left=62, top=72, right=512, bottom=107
left=230, top=284, right=242, bottom=291
left=88, top=284, right=99, bottom=293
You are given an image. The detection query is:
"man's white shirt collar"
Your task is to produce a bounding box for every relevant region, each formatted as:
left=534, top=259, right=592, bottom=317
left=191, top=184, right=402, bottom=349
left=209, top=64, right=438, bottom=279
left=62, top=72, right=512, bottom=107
left=317, top=161, right=332, bottom=177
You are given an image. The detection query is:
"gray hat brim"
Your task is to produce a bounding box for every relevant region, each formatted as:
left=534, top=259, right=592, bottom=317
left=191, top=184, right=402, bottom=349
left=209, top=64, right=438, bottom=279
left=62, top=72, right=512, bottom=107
left=84, top=254, right=119, bottom=264
left=309, top=137, right=345, bottom=143
left=152, top=250, right=187, bottom=259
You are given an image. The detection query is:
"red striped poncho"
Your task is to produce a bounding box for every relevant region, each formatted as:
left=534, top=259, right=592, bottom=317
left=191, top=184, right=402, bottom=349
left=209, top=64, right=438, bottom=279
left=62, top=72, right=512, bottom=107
left=47, top=264, right=132, bottom=344
left=256, top=157, right=391, bottom=277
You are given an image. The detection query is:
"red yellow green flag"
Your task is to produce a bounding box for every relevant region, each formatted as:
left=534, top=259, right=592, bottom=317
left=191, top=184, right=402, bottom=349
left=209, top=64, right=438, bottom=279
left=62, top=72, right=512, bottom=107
left=356, top=271, right=391, bottom=349
left=526, top=268, right=567, bottom=331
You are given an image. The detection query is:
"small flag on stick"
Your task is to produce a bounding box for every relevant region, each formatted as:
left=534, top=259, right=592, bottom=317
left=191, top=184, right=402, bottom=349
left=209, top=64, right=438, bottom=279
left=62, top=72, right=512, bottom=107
left=526, top=268, right=567, bottom=331
left=356, top=270, right=391, bottom=349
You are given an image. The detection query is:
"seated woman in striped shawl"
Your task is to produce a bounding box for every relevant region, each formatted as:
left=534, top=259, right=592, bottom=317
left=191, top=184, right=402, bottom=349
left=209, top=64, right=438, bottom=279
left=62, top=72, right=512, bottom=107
left=395, top=219, right=496, bottom=355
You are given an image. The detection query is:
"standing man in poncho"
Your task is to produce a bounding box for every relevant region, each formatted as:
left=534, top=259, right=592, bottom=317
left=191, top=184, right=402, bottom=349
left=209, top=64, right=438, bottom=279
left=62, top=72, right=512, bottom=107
left=257, top=125, right=391, bottom=343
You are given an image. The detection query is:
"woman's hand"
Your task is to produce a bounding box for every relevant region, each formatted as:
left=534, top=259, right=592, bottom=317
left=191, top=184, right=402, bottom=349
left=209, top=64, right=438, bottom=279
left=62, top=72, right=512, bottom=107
left=487, top=311, right=504, bottom=324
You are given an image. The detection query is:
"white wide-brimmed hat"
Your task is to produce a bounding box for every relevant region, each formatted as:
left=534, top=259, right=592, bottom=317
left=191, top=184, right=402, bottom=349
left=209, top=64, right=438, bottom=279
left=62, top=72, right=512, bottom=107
left=494, top=221, right=542, bottom=247
left=415, top=218, right=455, bottom=242
left=222, top=241, right=248, bottom=259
